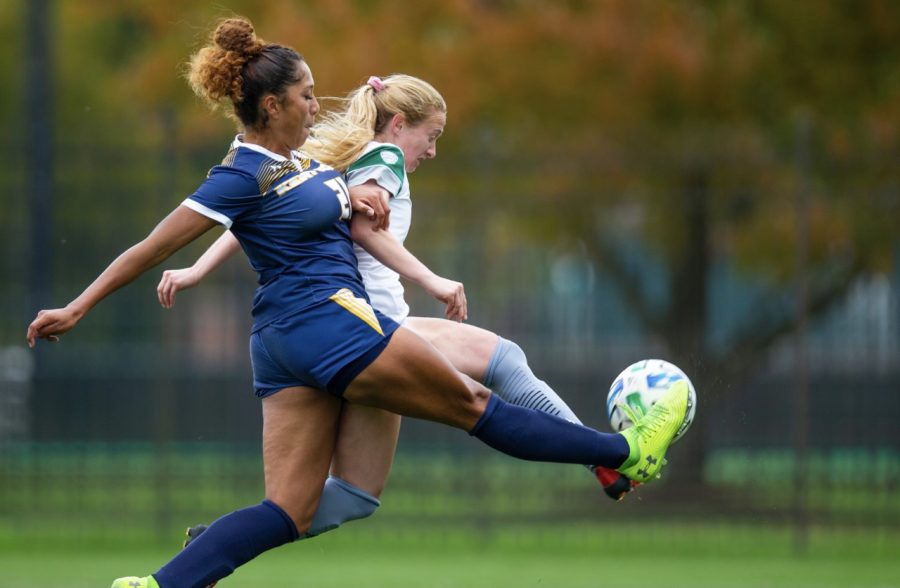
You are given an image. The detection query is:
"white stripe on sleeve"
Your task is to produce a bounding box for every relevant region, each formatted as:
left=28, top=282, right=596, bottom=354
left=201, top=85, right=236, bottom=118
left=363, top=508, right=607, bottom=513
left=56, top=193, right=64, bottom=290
left=181, top=199, right=233, bottom=229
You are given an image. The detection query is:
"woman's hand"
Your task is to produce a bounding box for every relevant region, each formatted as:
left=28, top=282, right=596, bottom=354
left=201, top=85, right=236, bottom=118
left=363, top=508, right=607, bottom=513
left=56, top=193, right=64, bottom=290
left=26, top=305, right=85, bottom=348
left=157, top=267, right=201, bottom=309
left=349, top=182, right=391, bottom=230
left=422, top=275, right=468, bottom=322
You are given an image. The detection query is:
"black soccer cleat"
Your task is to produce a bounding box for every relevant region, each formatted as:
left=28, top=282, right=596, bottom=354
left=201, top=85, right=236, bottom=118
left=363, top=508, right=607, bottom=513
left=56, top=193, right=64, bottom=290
left=183, top=523, right=209, bottom=548
left=183, top=524, right=217, bottom=588
left=594, top=466, right=640, bottom=501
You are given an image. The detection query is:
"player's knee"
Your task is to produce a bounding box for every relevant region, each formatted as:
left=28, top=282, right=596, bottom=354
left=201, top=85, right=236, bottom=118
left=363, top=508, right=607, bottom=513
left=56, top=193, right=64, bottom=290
left=510, top=338, right=527, bottom=359
left=498, top=338, right=527, bottom=367
left=304, top=476, right=380, bottom=538
left=483, top=338, right=525, bottom=386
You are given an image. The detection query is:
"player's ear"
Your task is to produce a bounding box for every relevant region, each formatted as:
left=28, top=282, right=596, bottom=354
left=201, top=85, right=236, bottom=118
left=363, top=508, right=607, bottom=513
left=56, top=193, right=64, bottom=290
left=261, top=93, right=280, bottom=118
left=389, top=113, right=406, bottom=134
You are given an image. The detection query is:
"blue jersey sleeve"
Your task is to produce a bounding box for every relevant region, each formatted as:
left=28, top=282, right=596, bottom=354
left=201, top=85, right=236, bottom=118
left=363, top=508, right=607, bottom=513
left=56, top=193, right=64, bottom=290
left=182, top=166, right=262, bottom=229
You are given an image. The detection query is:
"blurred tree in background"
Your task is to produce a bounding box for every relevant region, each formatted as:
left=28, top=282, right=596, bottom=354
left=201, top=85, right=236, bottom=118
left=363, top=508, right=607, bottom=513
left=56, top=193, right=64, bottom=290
left=1, top=0, right=897, bottom=480
left=0, top=8, right=898, bottom=567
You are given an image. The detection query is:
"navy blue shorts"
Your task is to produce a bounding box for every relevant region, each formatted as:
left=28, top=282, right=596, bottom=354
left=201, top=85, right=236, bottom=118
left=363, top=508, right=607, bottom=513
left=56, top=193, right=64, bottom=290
left=250, top=288, right=399, bottom=398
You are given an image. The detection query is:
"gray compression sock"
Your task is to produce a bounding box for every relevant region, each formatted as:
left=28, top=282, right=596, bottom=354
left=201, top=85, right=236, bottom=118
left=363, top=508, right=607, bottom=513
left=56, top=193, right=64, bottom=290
left=305, top=476, right=381, bottom=538
left=482, top=337, right=582, bottom=424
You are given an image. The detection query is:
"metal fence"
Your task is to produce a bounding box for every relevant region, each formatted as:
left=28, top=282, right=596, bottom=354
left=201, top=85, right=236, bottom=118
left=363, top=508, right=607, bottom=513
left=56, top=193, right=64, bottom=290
left=1, top=133, right=898, bottom=550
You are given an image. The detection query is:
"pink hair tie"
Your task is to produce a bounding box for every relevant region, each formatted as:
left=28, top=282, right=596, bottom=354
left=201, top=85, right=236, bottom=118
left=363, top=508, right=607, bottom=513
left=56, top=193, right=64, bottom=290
left=367, top=76, right=385, bottom=93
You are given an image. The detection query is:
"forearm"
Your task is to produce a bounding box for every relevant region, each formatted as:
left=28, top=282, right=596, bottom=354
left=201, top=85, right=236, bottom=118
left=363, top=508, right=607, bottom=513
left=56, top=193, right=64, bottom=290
left=69, top=239, right=177, bottom=316
left=191, top=230, right=242, bottom=279
left=350, top=214, right=466, bottom=322
left=352, top=221, right=435, bottom=287
left=71, top=206, right=215, bottom=316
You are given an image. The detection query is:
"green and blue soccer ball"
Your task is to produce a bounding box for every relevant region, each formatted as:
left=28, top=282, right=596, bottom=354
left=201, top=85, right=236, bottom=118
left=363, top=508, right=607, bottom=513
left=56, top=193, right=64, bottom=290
left=606, top=359, right=697, bottom=442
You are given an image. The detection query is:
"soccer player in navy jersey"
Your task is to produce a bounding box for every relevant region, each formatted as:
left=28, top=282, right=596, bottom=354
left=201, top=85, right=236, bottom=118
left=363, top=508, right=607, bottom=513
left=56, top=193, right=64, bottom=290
left=160, top=74, right=636, bottom=548
left=26, top=17, right=688, bottom=588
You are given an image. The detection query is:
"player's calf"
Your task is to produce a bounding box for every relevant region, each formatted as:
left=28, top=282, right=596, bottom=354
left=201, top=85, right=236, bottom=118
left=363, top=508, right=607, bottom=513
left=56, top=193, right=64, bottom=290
left=183, top=475, right=381, bottom=549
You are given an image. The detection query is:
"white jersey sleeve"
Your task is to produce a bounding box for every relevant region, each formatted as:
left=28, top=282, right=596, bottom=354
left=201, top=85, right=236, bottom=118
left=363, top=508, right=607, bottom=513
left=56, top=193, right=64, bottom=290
left=345, top=142, right=413, bottom=323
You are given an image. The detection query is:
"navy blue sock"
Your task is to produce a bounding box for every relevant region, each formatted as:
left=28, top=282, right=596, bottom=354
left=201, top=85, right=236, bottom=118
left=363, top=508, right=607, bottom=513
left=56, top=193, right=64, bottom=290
left=469, top=394, right=630, bottom=468
left=153, top=499, right=299, bottom=588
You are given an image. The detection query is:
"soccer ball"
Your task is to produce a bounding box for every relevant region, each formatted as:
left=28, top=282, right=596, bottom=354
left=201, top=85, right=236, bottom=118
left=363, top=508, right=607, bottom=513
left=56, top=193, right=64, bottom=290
left=606, top=359, right=697, bottom=442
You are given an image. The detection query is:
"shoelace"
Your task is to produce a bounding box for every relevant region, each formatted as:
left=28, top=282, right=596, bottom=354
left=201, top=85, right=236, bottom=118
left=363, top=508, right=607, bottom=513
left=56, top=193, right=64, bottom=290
left=617, top=402, right=643, bottom=429
left=618, top=401, right=670, bottom=439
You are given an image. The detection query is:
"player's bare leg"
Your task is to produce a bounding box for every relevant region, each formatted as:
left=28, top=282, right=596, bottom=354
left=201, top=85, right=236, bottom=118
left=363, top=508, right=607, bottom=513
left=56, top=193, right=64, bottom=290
left=329, top=404, right=401, bottom=499
left=116, top=387, right=342, bottom=588
left=404, top=317, right=635, bottom=499
left=403, top=317, right=497, bottom=382
left=184, top=402, right=399, bottom=559
left=344, top=326, right=649, bottom=475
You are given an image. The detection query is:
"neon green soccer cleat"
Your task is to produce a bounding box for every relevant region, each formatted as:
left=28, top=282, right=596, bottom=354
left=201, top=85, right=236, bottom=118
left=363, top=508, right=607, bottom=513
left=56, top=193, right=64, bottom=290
left=110, top=576, right=160, bottom=588
left=616, top=380, right=690, bottom=483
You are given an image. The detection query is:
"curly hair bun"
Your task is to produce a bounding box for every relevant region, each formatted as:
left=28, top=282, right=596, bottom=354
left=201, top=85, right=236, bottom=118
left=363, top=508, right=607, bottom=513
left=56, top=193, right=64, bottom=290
left=214, top=18, right=264, bottom=57
left=188, top=16, right=302, bottom=128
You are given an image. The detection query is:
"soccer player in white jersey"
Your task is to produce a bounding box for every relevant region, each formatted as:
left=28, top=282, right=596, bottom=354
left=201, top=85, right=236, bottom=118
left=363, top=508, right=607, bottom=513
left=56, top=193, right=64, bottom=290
left=161, top=74, right=637, bottom=555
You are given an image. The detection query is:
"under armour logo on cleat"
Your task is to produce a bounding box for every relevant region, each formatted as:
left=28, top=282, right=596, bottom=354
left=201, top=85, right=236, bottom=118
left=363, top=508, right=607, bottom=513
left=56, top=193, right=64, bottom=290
left=129, top=582, right=141, bottom=588
left=646, top=455, right=658, bottom=465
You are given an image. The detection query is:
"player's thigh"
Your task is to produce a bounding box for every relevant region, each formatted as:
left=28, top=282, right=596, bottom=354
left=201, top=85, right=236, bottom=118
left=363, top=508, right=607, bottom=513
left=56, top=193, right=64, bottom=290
left=343, top=326, right=490, bottom=431
left=403, top=316, right=499, bottom=382
left=261, top=386, right=343, bottom=531
left=330, top=404, right=401, bottom=498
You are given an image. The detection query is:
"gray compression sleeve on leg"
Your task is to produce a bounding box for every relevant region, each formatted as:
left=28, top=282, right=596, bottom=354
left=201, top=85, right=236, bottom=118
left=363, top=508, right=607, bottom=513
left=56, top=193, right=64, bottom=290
left=482, top=337, right=582, bottom=425
left=304, top=476, right=381, bottom=538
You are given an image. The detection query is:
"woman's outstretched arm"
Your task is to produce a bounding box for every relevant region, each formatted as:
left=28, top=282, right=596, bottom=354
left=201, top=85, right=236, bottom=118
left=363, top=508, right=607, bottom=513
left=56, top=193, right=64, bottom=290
left=27, top=206, right=217, bottom=346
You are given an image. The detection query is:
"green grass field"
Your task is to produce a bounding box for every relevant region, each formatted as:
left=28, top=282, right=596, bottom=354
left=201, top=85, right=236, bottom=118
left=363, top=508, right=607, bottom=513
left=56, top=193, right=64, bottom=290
left=2, top=524, right=898, bottom=588
left=3, top=444, right=898, bottom=587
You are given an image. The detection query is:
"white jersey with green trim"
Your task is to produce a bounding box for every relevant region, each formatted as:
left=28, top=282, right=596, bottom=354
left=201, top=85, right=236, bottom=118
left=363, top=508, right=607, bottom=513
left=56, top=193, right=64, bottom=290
left=345, top=141, right=412, bottom=323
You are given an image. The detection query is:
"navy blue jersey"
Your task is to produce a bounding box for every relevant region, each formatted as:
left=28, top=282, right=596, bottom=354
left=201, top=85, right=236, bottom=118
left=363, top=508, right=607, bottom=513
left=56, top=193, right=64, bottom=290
left=183, top=137, right=364, bottom=331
